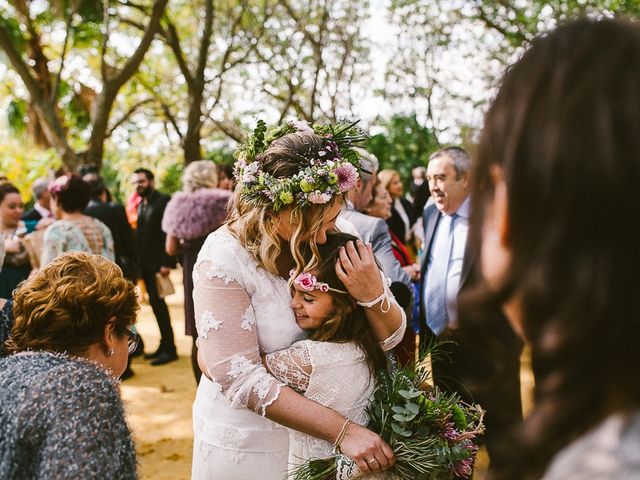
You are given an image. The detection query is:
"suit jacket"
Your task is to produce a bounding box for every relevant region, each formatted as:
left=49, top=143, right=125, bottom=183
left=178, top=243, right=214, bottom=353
left=85, top=200, right=138, bottom=280
left=21, top=208, right=42, bottom=222
left=134, top=190, right=176, bottom=272
left=387, top=197, right=417, bottom=244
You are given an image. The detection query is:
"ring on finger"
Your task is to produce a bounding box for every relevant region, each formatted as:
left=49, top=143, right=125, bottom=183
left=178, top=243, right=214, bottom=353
left=366, top=458, right=376, bottom=464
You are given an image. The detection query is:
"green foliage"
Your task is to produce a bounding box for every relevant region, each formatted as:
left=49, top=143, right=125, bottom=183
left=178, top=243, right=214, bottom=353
left=7, top=99, right=27, bottom=135
left=158, top=162, right=184, bottom=194
left=367, top=114, right=439, bottom=182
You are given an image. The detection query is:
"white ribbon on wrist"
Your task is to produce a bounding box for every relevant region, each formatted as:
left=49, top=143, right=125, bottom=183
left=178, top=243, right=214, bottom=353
left=355, top=277, right=392, bottom=313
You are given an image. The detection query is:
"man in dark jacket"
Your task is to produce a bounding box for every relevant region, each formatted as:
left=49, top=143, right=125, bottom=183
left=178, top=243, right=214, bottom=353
left=131, top=168, right=178, bottom=366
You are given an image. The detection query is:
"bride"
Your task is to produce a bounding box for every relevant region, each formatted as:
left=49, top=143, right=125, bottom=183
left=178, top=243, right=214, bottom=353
left=191, top=121, right=406, bottom=479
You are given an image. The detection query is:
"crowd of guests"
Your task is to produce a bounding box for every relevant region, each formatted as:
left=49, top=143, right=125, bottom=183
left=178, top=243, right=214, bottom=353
left=1, top=17, right=640, bottom=480
left=0, top=161, right=234, bottom=381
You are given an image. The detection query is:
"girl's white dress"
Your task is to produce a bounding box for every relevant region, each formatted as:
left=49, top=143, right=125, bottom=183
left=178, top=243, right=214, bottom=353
left=266, top=339, right=395, bottom=479
left=191, top=226, right=405, bottom=480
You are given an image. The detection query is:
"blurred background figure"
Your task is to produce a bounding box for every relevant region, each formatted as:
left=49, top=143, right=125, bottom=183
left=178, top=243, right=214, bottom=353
left=409, top=165, right=430, bottom=217
left=363, top=178, right=420, bottom=366
left=131, top=168, right=177, bottom=366
left=0, top=252, right=138, bottom=478
left=377, top=169, right=417, bottom=258
left=21, top=177, right=54, bottom=232
left=85, top=176, right=138, bottom=282
left=41, top=174, right=114, bottom=267
left=85, top=175, right=142, bottom=379
left=216, top=163, right=234, bottom=191
left=0, top=183, right=32, bottom=298
left=470, top=18, right=640, bottom=480
left=162, top=160, right=231, bottom=383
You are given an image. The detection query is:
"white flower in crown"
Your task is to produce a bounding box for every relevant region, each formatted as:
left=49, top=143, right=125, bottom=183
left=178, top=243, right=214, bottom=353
left=289, top=119, right=314, bottom=133
left=241, top=161, right=260, bottom=184
left=307, top=190, right=333, bottom=204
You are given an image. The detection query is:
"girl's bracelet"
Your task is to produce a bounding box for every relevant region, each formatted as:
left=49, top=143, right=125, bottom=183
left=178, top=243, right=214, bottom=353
left=332, top=419, right=353, bottom=455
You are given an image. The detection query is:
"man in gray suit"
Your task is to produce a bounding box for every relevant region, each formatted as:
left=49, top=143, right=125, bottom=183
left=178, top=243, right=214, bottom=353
left=339, top=149, right=412, bottom=311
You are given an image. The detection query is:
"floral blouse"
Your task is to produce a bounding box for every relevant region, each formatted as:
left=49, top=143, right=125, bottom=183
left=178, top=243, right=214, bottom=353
left=41, top=218, right=115, bottom=267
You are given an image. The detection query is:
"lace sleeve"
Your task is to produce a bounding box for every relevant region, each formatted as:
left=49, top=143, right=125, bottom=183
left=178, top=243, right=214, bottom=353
left=194, top=259, right=284, bottom=416
left=264, top=343, right=313, bottom=393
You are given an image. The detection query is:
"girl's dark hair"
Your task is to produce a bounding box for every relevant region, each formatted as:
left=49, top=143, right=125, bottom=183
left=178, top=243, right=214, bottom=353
left=303, top=231, right=387, bottom=377
left=0, top=182, right=20, bottom=204
left=469, top=18, right=640, bottom=479
left=50, top=174, right=91, bottom=213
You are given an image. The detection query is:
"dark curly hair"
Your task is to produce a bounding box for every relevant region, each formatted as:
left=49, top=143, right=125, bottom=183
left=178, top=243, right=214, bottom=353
left=469, top=18, right=640, bottom=479
left=49, top=174, right=91, bottom=213
left=5, top=252, right=139, bottom=356
left=0, top=182, right=20, bottom=204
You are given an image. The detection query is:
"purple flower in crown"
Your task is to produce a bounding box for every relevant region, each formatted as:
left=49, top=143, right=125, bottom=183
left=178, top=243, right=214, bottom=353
left=294, top=272, right=317, bottom=291
left=307, top=190, right=333, bottom=204
left=334, top=163, right=359, bottom=192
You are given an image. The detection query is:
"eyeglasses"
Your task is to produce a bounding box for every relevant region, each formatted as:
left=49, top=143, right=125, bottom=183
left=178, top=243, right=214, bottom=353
left=124, top=325, right=139, bottom=355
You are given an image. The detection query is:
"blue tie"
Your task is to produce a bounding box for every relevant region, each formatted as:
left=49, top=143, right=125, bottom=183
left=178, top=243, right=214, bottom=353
left=426, top=214, right=456, bottom=335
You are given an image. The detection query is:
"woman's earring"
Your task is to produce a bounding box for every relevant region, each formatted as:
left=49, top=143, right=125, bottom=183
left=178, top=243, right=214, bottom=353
left=108, top=349, right=114, bottom=357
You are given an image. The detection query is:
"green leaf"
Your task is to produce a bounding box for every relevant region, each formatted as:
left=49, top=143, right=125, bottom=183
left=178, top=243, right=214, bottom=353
left=390, top=423, right=412, bottom=437
left=399, top=389, right=422, bottom=399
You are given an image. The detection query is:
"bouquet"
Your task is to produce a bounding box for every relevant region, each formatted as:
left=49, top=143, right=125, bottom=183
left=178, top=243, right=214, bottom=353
left=287, top=360, right=485, bottom=479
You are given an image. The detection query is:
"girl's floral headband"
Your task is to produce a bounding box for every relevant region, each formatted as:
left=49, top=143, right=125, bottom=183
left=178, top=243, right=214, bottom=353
left=289, top=270, right=348, bottom=295
left=233, top=119, right=368, bottom=212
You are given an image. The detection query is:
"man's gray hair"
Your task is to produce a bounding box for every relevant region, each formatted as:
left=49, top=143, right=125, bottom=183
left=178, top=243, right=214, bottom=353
left=31, top=178, right=50, bottom=200
left=428, top=147, right=471, bottom=178
left=353, top=147, right=379, bottom=187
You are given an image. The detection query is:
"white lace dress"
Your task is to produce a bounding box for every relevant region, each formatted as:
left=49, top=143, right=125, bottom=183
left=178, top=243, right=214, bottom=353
left=191, top=226, right=405, bottom=480
left=266, top=340, right=395, bottom=479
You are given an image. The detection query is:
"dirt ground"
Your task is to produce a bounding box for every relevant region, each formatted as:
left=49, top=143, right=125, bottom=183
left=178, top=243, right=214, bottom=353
left=121, top=270, right=534, bottom=480
left=120, top=271, right=196, bottom=480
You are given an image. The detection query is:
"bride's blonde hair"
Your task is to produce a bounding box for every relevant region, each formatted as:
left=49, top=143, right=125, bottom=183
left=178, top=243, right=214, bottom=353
left=227, top=131, right=343, bottom=275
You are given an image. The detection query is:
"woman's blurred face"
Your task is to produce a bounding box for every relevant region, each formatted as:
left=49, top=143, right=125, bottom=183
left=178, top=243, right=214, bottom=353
left=218, top=173, right=232, bottom=191
left=275, top=200, right=342, bottom=245
left=0, top=193, right=24, bottom=228
left=387, top=174, right=404, bottom=199
left=363, top=183, right=392, bottom=220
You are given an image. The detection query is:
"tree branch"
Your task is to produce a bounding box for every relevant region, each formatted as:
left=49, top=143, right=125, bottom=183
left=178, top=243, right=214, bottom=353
left=106, top=98, right=154, bottom=137
left=162, top=16, right=194, bottom=88
left=50, top=0, right=79, bottom=104
left=109, top=0, right=169, bottom=90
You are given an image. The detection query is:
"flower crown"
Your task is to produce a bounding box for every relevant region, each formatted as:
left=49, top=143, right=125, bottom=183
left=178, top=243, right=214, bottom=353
left=289, top=270, right=348, bottom=294
left=233, top=119, right=368, bottom=212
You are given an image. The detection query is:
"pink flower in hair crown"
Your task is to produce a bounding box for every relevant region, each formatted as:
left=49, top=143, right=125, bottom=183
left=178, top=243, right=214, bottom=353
left=290, top=270, right=330, bottom=292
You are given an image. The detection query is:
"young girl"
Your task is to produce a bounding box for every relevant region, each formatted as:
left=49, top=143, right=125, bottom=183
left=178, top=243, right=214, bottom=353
left=264, top=232, right=394, bottom=478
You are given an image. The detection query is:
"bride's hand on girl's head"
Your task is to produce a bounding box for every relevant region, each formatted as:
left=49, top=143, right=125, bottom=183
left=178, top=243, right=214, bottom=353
left=339, top=423, right=395, bottom=474
left=336, top=240, right=384, bottom=303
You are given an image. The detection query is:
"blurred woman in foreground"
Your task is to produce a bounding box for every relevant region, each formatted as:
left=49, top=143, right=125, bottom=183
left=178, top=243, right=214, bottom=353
left=470, top=18, right=640, bottom=479
left=0, top=252, right=139, bottom=479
